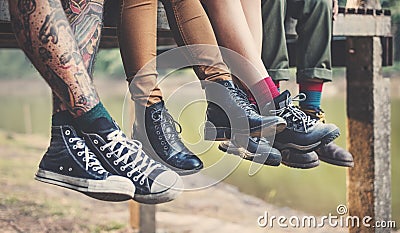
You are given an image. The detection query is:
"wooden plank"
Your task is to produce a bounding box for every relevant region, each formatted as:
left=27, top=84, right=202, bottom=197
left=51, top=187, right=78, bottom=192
left=346, top=36, right=391, bottom=233
left=285, top=7, right=392, bottom=37
left=333, top=14, right=391, bottom=37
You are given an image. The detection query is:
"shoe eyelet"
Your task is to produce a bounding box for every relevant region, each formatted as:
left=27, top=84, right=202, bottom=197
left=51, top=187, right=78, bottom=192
left=106, top=153, right=112, bottom=158
left=68, top=168, right=72, bottom=172
left=133, top=176, right=139, bottom=181
left=127, top=173, right=132, bottom=178
left=100, top=146, right=104, bottom=151
left=164, top=146, right=168, bottom=150
left=93, top=167, right=98, bottom=171
left=69, top=138, right=74, bottom=143
left=158, top=136, right=163, bottom=140
left=120, top=166, right=125, bottom=171
left=73, top=145, right=77, bottom=149
left=161, top=141, right=165, bottom=145
left=94, top=139, right=98, bottom=144
left=156, top=131, right=160, bottom=135
left=59, top=166, right=63, bottom=171
left=82, top=158, right=86, bottom=162
left=65, top=130, right=70, bottom=135
left=113, top=160, right=118, bottom=166
left=77, top=152, right=82, bottom=156
left=140, top=180, right=145, bottom=185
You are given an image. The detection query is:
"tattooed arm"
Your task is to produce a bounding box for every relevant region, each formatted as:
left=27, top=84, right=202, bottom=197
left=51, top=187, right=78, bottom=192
left=9, top=0, right=101, bottom=117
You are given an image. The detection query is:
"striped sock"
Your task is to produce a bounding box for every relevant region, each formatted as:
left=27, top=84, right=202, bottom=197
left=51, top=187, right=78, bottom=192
left=299, top=81, right=323, bottom=110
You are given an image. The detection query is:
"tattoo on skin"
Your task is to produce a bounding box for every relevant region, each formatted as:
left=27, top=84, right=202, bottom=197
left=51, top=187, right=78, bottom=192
left=53, top=0, right=105, bottom=113
left=39, top=8, right=70, bottom=44
left=65, top=0, right=104, bottom=75
left=16, top=0, right=36, bottom=54
left=10, top=0, right=102, bottom=117
left=39, top=47, right=53, bottom=62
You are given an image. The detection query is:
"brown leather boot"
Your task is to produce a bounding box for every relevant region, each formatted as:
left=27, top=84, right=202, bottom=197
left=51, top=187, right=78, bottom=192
left=302, top=108, right=354, bottom=167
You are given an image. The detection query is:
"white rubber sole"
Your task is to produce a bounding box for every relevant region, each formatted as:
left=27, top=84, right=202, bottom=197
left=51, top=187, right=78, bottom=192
left=35, top=169, right=135, bottom=202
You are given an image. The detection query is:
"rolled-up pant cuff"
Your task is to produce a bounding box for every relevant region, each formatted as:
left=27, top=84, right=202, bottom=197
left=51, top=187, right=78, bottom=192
left=268, top=69, right=291, bottom=81
left=296, top=68, right=332, bottom=83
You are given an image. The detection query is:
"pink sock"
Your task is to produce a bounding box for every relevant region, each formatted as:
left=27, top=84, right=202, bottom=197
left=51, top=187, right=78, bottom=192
left=245, top=90, right=257, bottom=105
left=250, top=77, right=280, bottom=107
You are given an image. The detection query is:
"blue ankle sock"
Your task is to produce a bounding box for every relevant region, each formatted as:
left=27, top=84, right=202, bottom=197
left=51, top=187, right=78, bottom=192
left=75, top=102, right=112, bottom=131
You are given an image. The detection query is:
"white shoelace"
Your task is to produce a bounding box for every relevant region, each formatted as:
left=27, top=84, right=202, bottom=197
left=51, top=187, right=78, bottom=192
left=101, top=130, right=162, bottom=185
left=270, top=93, right=316, bottom=133
left=70, top=137, right=106, bottom=174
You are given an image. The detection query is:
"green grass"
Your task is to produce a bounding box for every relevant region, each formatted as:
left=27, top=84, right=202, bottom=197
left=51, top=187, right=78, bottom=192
left=91, top=222, right=126, bottom=233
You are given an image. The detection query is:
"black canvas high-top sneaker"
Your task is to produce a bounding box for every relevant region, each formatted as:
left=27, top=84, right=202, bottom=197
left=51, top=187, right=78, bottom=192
left=35, top=125, right=135, bottom=202
left=82, top=118, right=183, bottom=204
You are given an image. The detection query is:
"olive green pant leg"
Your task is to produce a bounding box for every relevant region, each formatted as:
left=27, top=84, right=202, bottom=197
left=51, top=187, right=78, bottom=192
left=261, top=0, right=291, bottom=81
left=290, top=0, right=333, bottom=82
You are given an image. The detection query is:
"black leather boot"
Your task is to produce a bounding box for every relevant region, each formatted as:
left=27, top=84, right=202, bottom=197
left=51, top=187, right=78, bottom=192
left=218, top=136, right=282, bottom=166
left=203, top=80, right=286, bottom=141
left=133, top=101, right=203, bottom=175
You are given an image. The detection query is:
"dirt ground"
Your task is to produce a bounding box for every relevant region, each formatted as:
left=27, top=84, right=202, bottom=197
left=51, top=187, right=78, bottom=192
left=0, top=130, right=356, bottom=233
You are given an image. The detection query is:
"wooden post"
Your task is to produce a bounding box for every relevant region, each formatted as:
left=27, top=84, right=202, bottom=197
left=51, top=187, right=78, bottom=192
left=128, top=93, right=156, bottom=233
left=346, top=36, right=391, bottom=233
left=129, top=201, right=156, bottom=233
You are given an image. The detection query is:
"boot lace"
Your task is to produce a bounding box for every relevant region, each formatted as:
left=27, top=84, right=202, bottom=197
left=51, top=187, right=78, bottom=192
left=151, top=108, right=183, bottom=146
left=101, top=130, right=162, bottom=185
left=229, top=86, right=258, bottom=114
left=70, top=137, right=106, bottom=174
left=302, top=108, right=326, bottom=123
left=270, top=93, right=317, bottom=133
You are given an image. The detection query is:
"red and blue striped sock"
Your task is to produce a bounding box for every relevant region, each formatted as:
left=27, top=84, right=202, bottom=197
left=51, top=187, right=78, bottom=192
left=299, top=81, right=323, bottom=110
